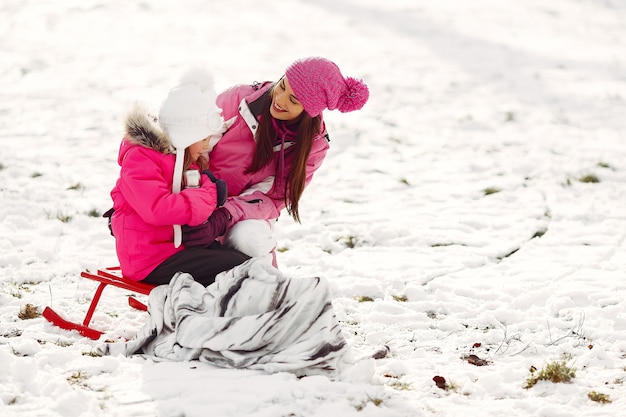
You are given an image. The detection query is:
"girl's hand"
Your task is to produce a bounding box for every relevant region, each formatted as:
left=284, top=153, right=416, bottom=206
left=182, top=207, right=231, bottom=247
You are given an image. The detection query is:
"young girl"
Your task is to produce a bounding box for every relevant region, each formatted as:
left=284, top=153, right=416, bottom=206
left=110, top=68, right=249, bottom=287
left=183, top=57, right=369, bottom=264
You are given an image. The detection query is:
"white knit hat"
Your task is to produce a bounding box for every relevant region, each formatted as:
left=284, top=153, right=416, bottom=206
left=158, top=67, right=226, bottom=247
left=159, top=68, right=225, bottom=151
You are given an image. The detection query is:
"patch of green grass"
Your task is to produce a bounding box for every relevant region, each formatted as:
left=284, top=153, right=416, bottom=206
left=588, top=391, right=611, bottom=404
left=46, top=210, right=73, bottom=222
left=579, top=174, right=600, bottom=183
left=31, top=172, right=43, bottom=178
left=426, top=310, right=439, bottom=319
left=2, top=329, right=23, bottom=338
left=57, top=213, right=72, bottom=223
left=86, top=208, right=100, bottom=217
left=484, top=187, right=502, bottom=195
left=7, top=282, right=35, bottom=299
left=53, top=339, right=73, bottom=348
left=524, top=357, right=576, bottom=388
left=67, top=371, right=89, bottom=387
left=338, top=235, right=358, bottom=249
left=390, top=381, right=412, bottom=391
left=355, top=395, right=383, bottom=411
left=67, top=182, right=84, bottom=190
left=355, top=296, right=375, bottom=303
left=392, top=294, right=408, bottom=302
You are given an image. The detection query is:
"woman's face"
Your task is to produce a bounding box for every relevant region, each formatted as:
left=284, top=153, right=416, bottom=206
left=188, top=136, right=210, bottom=162
left=270, top=77, right=305, bottom=122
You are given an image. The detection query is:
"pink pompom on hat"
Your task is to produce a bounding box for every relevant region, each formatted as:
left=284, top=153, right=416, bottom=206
left=285, top=57, right=369, bottom=117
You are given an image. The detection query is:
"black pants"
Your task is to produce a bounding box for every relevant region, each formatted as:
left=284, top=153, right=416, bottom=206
left=143, top=242, right=250, bottom=287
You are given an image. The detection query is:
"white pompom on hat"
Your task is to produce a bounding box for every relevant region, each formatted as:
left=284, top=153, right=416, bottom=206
left=158, top=66, right=226, bottom=248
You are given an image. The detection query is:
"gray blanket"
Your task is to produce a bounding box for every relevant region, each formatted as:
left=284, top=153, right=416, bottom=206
left=97, top=259, right=351, bottom=376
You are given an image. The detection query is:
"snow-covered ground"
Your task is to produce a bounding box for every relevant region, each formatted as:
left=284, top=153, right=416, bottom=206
left=2, top=0, right=626, bottom=415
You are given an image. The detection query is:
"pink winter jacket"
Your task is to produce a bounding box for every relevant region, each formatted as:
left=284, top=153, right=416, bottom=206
left=110, top=106, right=219, bottom=281
left=211, top=82, right=330, bottom=225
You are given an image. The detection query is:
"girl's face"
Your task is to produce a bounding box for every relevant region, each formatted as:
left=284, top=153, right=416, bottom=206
left=188, top=136, right=210, bottom=162
left=270, top=77, right=304, bottom=122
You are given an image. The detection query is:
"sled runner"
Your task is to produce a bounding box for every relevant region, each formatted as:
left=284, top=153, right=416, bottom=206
left=42, top=267, right=155, bottom=340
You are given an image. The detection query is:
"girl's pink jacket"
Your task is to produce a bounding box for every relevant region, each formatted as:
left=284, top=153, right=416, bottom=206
left=210, top=82, right=330, bottom=225
left=110, top=106, right=218, bottom=281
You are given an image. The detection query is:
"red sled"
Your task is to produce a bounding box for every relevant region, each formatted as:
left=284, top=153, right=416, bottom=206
left=42, top=267, right=156, bottom=340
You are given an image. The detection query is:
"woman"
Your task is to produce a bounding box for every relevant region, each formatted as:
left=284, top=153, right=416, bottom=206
left=184, top=57, right=369, bottom=264
left=110, top=68, right=249, bottom=286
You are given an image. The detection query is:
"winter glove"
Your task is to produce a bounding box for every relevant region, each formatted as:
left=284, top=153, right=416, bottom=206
left=102, top=207, right=115, bottom=237
left=182, top=207, right=231, bottom=248
left=203, top=170, right=227, bottom=206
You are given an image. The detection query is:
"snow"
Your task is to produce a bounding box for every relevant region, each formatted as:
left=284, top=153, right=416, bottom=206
left=1, top=0, right=626, bottom=415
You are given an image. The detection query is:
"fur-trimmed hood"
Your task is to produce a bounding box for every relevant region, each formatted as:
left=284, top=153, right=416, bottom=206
left=123, top=104, right=173, bottom=154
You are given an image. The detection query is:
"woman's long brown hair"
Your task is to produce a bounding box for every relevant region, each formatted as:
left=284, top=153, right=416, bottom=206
left=246, top=87, right=321, bottom=223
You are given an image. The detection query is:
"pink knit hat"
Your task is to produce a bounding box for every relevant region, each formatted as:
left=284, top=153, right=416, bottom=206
left=285, top=57, right=369, bottom=117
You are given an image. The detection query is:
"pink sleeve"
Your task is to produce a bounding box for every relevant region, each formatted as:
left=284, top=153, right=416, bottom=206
left=119, top=147, right=217, bottom=226
left=223, top=136, right=329, bottom=224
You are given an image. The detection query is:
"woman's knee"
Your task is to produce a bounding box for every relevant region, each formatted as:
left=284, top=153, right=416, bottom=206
left=223, top=219, right=276, bottom=258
